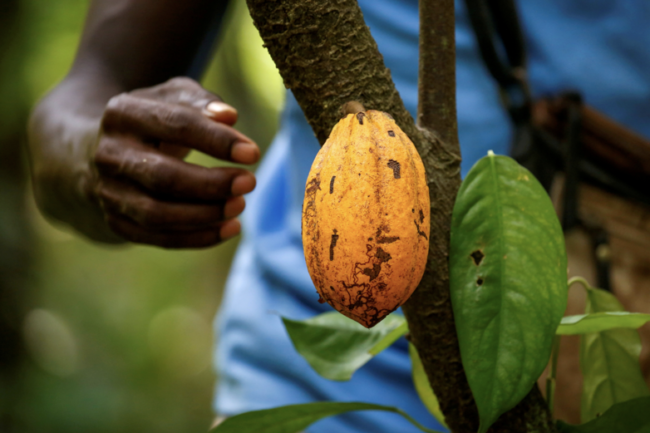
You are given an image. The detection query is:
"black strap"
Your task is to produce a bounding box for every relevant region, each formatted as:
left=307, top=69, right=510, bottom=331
left=561, top=94, right=583, bottom=231
left=463, top=0, right=531, bottom=120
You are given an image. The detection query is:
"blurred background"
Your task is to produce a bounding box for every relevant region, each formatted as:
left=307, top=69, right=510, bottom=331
left=0, top=0, right=284, bottom=431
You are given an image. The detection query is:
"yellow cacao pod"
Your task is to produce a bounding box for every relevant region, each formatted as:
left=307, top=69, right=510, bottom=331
left=302, top=110, right=430, bottom=328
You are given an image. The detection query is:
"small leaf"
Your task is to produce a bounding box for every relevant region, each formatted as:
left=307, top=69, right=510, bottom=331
left=580, top=288, right=650, bottom=422
left=283, top=312, right=407, bottom=381
left=557, top=312, right=650, bottom=335
left=450, top=154, right=567, bottom=433
left=557, top=396, right=650, bottom=433
left=409, top=343, right=448, bottom=428
left=209, top=402, right=444, bottom=433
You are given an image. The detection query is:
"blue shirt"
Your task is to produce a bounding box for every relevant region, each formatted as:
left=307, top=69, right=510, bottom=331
left=214, top=1, right=650, bottom=431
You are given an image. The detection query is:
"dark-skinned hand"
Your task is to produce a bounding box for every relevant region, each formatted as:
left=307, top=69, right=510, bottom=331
left=91, top=77, right=259, bottom=248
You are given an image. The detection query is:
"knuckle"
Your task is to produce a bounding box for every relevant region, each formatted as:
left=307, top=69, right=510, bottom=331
left=102, top=93, right=132, bottom=129
left=93, top=137, right=124, bottom=174
left=166, top=77, right=220, bottom=108
left=135, top=199, right=165, bottom=227
left=166, top=76, right=199, bottom=90
left=95, top=182, right=116, bottom=207
left=146, top=159, right=177, bottom=192
left=93, top=138, right=113, bottom=166
left=159, top=105, right=192, bottom=137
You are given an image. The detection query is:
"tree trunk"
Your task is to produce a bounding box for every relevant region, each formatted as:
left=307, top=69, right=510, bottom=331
left=245, top=0, right=556, bottom=431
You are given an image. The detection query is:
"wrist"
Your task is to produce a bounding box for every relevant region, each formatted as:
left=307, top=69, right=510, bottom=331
left=28, top=86, right=126, bottom=244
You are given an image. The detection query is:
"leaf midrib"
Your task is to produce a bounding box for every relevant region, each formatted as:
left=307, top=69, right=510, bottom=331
left=485, top=155, right=507, bottom=407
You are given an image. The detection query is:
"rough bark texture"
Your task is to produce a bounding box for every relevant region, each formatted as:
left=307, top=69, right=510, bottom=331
left=246, top=0, right=556, bottom=431
left=246, top=0, right=415, bottom=143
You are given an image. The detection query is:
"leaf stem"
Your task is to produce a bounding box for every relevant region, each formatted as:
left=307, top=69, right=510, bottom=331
left=546, top=335, right=562, bottom=416
left=568, top=276, right=594, bottom=292
left=391, top=406, right=445, bottom=433
left=368, top=319, right=408, bottom=356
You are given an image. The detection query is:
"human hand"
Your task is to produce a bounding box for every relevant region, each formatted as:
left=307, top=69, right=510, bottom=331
left=92, top=77, right=259, bottom=248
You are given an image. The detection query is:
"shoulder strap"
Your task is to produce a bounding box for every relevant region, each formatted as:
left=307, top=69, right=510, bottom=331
left=463, top=0, right=531, bottom=122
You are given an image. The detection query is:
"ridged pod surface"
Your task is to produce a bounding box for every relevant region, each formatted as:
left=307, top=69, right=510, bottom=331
left=302, top=110, right=430, bottom=328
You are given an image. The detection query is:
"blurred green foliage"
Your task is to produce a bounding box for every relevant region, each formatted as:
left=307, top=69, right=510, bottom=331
left=1, top=0, right=284, bottom=431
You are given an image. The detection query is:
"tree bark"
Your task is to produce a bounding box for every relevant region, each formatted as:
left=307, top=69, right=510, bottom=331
left=245, top=0, right=556, bottom=431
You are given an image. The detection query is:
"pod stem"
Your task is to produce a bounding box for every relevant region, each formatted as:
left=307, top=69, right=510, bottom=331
left=341, top=101, right=366, bottom=116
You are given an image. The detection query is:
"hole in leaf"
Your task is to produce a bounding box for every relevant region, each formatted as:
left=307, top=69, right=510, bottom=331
left=470, top=250, right=484, bottom=266
left=477, top=277, right=484, bottom=286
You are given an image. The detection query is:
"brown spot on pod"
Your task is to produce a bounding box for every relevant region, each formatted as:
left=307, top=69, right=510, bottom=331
left=329, top=230, right=339, bottom=261
left=414, top=220, right=428, bottom=240
left=387, top=160, right=401, bottom=179
left=306, top=177, right=321, bottom=194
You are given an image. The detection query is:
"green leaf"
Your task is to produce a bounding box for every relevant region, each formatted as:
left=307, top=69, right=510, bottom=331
left=557, top=396, right=650, bottom=433
left=450, top=153, right=567, bottom=433
left=409, top=343, right=448, bottom=429
left=557, top=312, right=650, bottom=335
left=580, top=288, right=650, bottom=423
left=282, top=312, right=407, bottom=381
left=209, top=402, right=444, bottom=433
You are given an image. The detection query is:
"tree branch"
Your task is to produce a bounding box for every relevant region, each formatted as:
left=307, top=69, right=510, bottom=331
left=246, top=0, right=556, bottom=431
left=417, top=0, right=458, bottom=144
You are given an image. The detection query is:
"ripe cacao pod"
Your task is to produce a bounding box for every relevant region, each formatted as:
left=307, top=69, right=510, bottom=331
left=302, top=109, right=430, bottom=328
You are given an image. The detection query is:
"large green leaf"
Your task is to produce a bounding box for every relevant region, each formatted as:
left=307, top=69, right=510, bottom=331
left=450, top=153, right=567, bottom=433
left=557, top=396, right=650, bottom=433
left=209, top=402, right=444, bottom=433
left=580, top=288, right=650, bottom=422
left=282, top=312, right=407, bottom=381
left=557, top=312, right=650, bottom=335
left=409, top=343, right=448, bottom=429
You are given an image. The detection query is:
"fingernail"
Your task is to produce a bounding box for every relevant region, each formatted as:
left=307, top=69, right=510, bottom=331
left=224, top=196, right=246, bottom=219
left=220, top=219, right=241, bottom=240
left=205, top=101, right=236, bottom=116
left=231, top=142, right=260, bottom=164
left=231, top=174, right=256, bottom=196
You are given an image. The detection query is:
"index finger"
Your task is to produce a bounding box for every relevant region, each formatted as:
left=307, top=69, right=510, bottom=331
left=102, top=94, right=260, bottom=164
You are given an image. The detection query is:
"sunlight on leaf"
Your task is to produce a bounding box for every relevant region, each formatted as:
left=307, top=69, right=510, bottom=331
left=283, top=312, right=407, bottom=381
left=557, top=312, right=650, bottom=335
left=450, top=153, right=567, bottom=433
left=209, top=402, right=444, bottom=433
